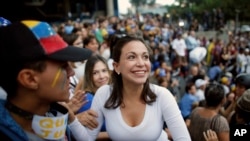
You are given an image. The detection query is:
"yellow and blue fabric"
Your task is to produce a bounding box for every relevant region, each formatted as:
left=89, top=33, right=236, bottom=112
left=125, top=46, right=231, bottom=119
left=21, top=20, right=68, bottom=55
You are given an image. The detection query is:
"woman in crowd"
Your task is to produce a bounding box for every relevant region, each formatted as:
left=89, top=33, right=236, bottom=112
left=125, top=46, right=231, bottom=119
left=188, top=83, right=229, bottom=141
left=76, top=54, right=111, bottom=140
left=84, top=35, right=99, bottom=54
left=87, top=36, right=191, bottom=140
left=76, top=54, right=111, bottom=112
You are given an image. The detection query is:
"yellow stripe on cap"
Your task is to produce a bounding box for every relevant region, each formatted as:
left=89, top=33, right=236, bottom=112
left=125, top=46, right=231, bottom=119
left=21, top=20, right=40, bottom=28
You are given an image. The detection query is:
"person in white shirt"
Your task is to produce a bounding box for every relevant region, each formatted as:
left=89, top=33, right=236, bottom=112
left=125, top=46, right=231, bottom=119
left=171, top=32, right=188, bottom=72
left=172, top=33, right=187, bottom=57
left=195, top=79, right=207, bottom=102
left=87, top=35, right=191, bottom=141
left=236, top=47, right=247, bottom=73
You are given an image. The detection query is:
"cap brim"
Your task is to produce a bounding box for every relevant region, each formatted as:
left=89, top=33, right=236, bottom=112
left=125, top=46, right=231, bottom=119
left=48, top=46, right=92, bottom=62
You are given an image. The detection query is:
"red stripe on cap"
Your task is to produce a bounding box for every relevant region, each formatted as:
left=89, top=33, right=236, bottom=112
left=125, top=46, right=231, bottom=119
left=40, top=34, right=68, bottom=54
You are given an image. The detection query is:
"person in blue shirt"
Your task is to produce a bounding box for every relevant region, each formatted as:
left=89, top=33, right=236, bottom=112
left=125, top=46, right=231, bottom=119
left=208, top=62, right=225, bottom=82
left=179, top=82, right=199, bottom=121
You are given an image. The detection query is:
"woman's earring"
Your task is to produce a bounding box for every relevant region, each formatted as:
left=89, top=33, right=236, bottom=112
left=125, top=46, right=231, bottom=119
left=117, top=72, right=120, bottom=75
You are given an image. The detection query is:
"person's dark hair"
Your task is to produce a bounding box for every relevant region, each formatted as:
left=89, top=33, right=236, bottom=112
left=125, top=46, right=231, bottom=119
left=61, top=33, right=79, bottom=45
left=185, top=81, right=195, bottom=93
left=0, top=59, right=47, bottom=99
left=204, top=83, right=225, bottom=107
left=104, top=36, right=156, bottom=109
left=98, top=16, right=107, bottom=25
left=192, top=74, right=206, bottom=83
left=157, top=53, right=165, bottom=63
left=83, top=35, right=97, bottom=48
left=107, top=34, right=127, bottom=59
left=235, top=73, right=250, bottom=89
left=83, top=54, right=110, bottom=93
left=83, top=22, right=91, bottom=29
left=71, top=27, right=81, bottom=34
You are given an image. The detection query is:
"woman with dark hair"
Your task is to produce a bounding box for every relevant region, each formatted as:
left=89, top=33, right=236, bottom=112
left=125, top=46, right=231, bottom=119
left=188, top=83, right=230, bottom=141
left=83, top=35, right=99, bottom=54
left=86, top=36, right=191, bottom=140
left=77, top=54, right=111, bottom=95
left=75, top=54, right=111, bottom=112
left=75, top=54, right=111, bottom=140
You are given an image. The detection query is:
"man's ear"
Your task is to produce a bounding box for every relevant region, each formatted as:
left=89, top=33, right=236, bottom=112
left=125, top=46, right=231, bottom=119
left=17, top=69, right=39, bottom=90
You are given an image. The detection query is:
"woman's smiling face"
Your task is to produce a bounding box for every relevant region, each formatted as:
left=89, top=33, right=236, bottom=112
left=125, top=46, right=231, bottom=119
left=113, top=40, right=151, bottom=85
left=92, top=61, right=110, bottom=89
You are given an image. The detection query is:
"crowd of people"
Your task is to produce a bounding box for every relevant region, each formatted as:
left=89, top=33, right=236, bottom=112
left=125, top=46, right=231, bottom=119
left=0, top=11, right=250, bottom=141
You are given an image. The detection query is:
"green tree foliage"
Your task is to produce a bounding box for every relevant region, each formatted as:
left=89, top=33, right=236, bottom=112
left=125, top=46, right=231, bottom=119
left=169, top=0, right=250, bottom=23
left=213, top=0, right=247, bottom=21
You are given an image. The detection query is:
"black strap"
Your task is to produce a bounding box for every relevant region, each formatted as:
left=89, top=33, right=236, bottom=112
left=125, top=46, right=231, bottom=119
left=5, top=101, right=68, bottom=120
left=5, top=101, right=33, bottom=120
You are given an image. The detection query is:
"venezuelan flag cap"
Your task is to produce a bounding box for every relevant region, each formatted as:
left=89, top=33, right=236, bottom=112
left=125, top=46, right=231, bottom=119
left=0, top=20, right=92, bottom=62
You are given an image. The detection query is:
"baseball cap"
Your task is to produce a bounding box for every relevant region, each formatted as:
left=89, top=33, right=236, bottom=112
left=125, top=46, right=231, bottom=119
left=0, top=20, right=92, bottom=63
left=195, top=79, right=207, bottom=88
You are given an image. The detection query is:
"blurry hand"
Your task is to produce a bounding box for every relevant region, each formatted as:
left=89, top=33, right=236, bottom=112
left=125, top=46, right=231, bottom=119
left=77, top=109, right=99, bottom=130
left=227, top=92, right=235, bottom=102
left=58, top=102, right=75, bottom=123
left=67, top=90, right=87, bottom=113
left=203, top=129, right=218, bottom=141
